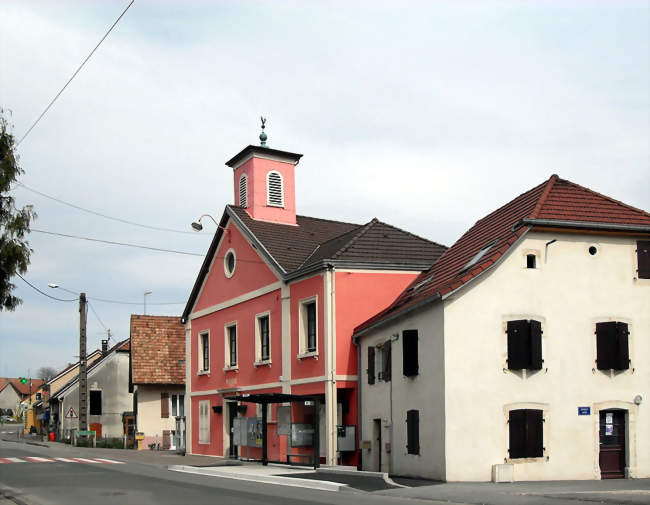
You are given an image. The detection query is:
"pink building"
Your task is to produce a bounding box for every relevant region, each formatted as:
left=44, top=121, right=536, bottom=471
left=182, top=141, right=446, bottom=466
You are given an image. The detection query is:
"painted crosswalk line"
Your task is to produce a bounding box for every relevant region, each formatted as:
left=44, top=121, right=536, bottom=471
left=0, top=457, right=124, bottom=464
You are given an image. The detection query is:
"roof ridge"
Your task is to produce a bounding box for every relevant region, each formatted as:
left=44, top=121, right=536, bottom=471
left=296, top=213, right=361, bottom=227
left=374, top=219, right=447, bottom=249
left=530, top=174, right=558, bottom=219
left=556, top=176, right=650, bottom=218
left=332, top=218, right=379, bottom=259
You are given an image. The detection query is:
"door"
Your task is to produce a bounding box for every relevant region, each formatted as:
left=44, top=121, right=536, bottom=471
left=228, top=403, right=238, bottom=458
left=373, top=419, right=382, bottom=472
left=599, top=410, right=626, bottom=479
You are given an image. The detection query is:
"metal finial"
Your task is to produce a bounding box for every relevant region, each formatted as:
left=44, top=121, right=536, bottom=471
left=259, top=116, right=268, bottom=146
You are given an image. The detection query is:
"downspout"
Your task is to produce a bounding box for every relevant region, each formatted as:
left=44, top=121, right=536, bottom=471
left=353, top=334, right=362, bottom=470
left=388, top=333, right=399, bottom=475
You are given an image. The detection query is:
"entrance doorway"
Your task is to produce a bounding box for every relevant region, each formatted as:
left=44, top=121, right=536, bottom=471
left=373, top=419, right=382, bottom=472
left=228, top=402, right=238, bottom=458
left=599, top=409, right=626, bottom=479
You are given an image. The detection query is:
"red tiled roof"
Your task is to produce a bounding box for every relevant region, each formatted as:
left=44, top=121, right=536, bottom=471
left=0, top=378, right=45, bottom=396
left=356, top=175, right=650, bottom=335
left=130, top=315, right=185, bottom=385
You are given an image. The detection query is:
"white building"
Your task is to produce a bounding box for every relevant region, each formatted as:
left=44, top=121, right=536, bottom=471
left=354, top=175, right=650, bottom=482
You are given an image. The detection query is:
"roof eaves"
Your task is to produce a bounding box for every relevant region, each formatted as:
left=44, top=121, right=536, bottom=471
left=521, top=219, right=650, bottom=234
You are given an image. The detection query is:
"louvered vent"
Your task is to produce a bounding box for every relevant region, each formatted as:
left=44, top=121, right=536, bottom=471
left=239, top=174, right=247, bottom=208
left=267, top=171, right=284, bottom=207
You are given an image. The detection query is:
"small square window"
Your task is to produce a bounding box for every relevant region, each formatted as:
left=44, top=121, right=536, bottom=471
left=526, top=254, right=536, bottom=269
left=89, top=390, right=102, bottom=416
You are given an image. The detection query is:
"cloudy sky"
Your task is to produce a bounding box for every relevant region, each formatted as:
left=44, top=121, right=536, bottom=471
left=1, top=1, right=648, bottom=378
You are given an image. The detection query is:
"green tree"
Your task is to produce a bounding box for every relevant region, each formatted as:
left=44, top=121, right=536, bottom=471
left=1, top=109, right=36, bottom=311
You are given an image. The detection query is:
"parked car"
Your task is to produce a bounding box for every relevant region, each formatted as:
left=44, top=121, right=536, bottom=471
left=1, top=415, right=15, bottom=422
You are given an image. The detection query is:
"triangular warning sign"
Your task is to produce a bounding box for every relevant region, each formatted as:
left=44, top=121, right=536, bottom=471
left=65, top=406, right=78, bottom=419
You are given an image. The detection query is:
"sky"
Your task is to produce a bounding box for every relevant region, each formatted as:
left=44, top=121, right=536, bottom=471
left=0, top=0, right=648, bottom=378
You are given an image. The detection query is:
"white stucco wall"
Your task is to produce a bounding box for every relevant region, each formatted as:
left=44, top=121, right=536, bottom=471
left=136, top=384, right=185, bottom=445
left=60, top=352, right=133, bottom=438
left=0, top=385, right=21, bottom=412
left=360, top=303, right=445, bottom=479
left=443, top=232, right=649, bottom=481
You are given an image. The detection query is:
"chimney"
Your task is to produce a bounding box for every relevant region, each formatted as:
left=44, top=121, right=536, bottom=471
left=225, top=120, right=302, bottom=225
left=101, top=339, right=109, bottom=355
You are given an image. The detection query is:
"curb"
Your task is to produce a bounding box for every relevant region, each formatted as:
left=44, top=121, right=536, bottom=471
left=316, top=467, right=407, bottom=489
left=167, top=465, right=348, bottom=492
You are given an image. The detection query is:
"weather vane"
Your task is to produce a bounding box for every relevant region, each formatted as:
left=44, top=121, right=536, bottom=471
left=259, top=116, right=268, bottom=147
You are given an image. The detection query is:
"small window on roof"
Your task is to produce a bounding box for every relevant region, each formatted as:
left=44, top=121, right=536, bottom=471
left=461, top=240, right=499, bottom=273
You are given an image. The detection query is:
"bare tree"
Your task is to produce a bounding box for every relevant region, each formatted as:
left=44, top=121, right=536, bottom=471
left=36, top=366, right=57, bottom=380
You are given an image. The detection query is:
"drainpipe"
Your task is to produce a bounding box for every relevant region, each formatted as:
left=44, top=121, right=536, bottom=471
left=353, top=334, right=362, bottom=470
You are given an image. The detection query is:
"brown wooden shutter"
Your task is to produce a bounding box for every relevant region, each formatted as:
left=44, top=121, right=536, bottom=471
left=507, top=320, right=529, bottom=370
left=529, top=320, right=543, bottom=370
left=403, top=330, right=419, bottom=377
left=406, top=409, right=419, bottom=454
left=525, top=409, right=544, bottom=458
left=161, top=392, right=169, bottom=418
left=383, top=342, right=392, bottom=381
left=162, top=430, right=171, bottom=450
left=367, top=347, right=375, bottom=385
left=615, top=322, right=630, bottom=370
left=596, top=322, right=617, bottom=370
left=636, top=241, right=650, bottom=279
left=508, top=409, right=526, bottom=459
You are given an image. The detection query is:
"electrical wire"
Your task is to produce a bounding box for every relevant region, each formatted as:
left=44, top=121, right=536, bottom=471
left=30, top=228, right=204, bottom=256
left=16, top=182, right=205, bottom=235
left=49, top=283, right=185, bottom=306
left=16, top=0, right=135, bottom=146
left=88, top=302, right=107, bottom=330
left=15, top=273, right=77, bottom=302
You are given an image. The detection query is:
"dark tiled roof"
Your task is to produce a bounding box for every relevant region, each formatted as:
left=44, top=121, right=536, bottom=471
left=355, top=174, right=650, bottom=335
left=182, top=206, right=447, bottom=322
left=130, top=315, right=185, bottom=385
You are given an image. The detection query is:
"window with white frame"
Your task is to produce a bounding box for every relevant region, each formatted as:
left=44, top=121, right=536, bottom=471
left=299, top=298, right=317, bottom=355
left=256, top=313, right=271, bottom=363
left=266, top=171, right=284, bottom=207
left=199, top=331, right=210, bottom=372
left=198, top=400, right=210, bottom=444
left=239, top=174, right=248, bottom=208
left=225, top=323, right=238, bottom=368
left=171, top=394, right=185, bottom=417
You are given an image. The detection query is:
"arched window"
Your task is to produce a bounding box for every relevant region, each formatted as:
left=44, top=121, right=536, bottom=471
left=266, top=171, right=284, bottom=207
left=239, top=174, right=248, bottom=208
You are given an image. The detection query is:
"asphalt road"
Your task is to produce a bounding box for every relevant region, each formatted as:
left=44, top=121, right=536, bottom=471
left=0, top=425, right=22, bottom=439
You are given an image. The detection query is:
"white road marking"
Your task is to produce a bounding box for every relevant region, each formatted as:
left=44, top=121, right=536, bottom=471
left=72, top=458, right=100, bottom=463
left=93, top=458, right=124, bottom=464
left=25, top=457, right=54, bottom=462
left=4, top=457, right=25, bottom=463
left=53, top=457, right=78, bottom=463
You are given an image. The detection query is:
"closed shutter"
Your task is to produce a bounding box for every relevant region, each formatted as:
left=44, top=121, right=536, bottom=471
left=529, top=320, right=543, bottom=370
left=367, top=347, right=375, bottom=385
left=383, top=342, right=392, bottom=381
left=508, top=409, right=526, bottom=459
left=239, top=175, right=247, bottom=208
left=161, top=392, right=169, bottom=418
left=403, top=330, right=419, bottom=377
left=596, top=322, right=617, bottom=370
left=507, top=320, right=529, bottom=370
left=406, top=409, right=419, bottom=455
left=525, top=409, right=544, bottom=458
left=636, top=241, right=650, bottom=279
left=267, top=171, right=284, bottom=206
left=614, top=322, right=630, bottom=371
left=162, top=430, right=171, bottom=450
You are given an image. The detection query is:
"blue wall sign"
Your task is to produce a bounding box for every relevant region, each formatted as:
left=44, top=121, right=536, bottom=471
left=578, top=406, right=591, bottom=416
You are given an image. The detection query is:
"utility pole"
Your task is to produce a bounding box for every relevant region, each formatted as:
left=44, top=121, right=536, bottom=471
left=79, top=293, right=88, bottom=434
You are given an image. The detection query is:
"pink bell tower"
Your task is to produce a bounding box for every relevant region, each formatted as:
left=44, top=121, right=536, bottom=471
left=225, top=119, right=302, bottom=225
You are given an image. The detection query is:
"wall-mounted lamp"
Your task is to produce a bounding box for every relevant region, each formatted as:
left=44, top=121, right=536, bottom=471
left=634, top=395, right=642, bottom=405
left=191, top=214, right=231, bottom=239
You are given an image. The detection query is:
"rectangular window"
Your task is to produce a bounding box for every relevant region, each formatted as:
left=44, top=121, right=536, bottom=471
left=161, top=392, right=169, bottom=418
left=89, top=390, right=102, bottom=416
left=637, top=240, right=650, bottom=279
left=381, top=341, right=391, bottom=381
left=367, top=346, right=375, bottom=385
left=258, top=315, right=270, bottom=361
left=198, top=400, right=210, bottom=444
left=402, top=330, right=419, bottom=377
left=509, top=409, right=543, bottom=459
left=506, top=320, right=543, bottom=370
left=306, top=302, right=316, bottom=352
left=228, top=325, right=237, bottom=367
left=406, top=409, right=419, bottom=455
left=200, top=332, right=209, bottom=372
left=299, top=298, right=318, bottom=355
left=171, top=394, right=177, bottom=417
left=596, top=321, right=629, bottom=370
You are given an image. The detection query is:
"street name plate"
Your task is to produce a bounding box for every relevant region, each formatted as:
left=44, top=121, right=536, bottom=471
left=577, top=407, right=590, bottom=416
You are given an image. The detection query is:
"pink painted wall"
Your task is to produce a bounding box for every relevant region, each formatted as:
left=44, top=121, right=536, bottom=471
left=194, top=223, right=278, bottom=312
left=290, top=274, right=325, bottom=380
left=233, top=156, right=297, bottom=225
left=334, top=271, right=420, bottom=376
left=191, top=394, right=223, bottom=456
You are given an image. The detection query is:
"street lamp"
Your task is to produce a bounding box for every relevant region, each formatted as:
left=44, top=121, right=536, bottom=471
left=144, top=290, right=152, bottom=315
left=49, top=283, right=88, bottom=441
left=191, top=214, right=230, bottom=235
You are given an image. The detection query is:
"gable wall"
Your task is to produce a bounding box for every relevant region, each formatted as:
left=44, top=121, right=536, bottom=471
left=0, top=385, right=21, bottom=412
left=443, top=231, right=649, bottom=481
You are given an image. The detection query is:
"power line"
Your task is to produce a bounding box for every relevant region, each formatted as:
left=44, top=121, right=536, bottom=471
left=47, top=283, right=186, bottom=306
left=88, top=302, right=107, bottom=330
left=16, top=182, right=205, bottom=235
left=15, top=274, right=77, bottom=302
left=17, top=0, right=135, bottom=146
left=31, top=228, right=204, bottom=256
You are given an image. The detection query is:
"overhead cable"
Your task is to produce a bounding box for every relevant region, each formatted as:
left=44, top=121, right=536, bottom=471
left=15, top=274, right=77, bottom=302
left=17, top=0, right=135, bottom=145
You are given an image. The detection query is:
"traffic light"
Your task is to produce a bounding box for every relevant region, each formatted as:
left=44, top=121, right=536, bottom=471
left=19, top=377, right=27, bottom=384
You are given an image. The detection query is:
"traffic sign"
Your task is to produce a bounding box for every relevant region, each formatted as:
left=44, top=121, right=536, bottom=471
left=65, top=407, right=78, bottom=419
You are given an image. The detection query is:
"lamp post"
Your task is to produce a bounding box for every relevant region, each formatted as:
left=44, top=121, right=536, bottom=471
left=49, top=284, right=88, bottom=440
left=191, top=214, right=230, bottom=234
left=144, top=291, right=152, bottom=315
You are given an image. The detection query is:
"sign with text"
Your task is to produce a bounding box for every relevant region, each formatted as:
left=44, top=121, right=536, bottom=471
left=577, top=406, right=591, bottom=416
